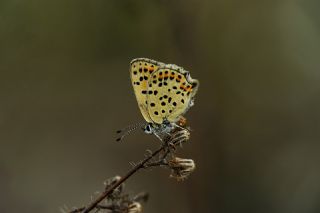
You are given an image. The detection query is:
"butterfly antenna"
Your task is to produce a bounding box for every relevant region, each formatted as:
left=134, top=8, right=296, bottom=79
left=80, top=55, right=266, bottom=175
left=116, top=122, right=145, bottom=141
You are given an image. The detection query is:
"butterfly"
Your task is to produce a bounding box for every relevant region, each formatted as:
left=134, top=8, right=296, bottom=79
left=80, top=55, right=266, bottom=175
left=117, top=58, right=199, bottom=141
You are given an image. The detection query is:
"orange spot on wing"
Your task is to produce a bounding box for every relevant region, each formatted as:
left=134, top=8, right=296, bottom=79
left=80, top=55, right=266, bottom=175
left=185, top=85, right=192, bottom=91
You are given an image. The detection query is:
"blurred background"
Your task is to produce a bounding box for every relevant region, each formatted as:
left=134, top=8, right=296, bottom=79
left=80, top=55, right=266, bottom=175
left=1, top=0, right=320, bottom=212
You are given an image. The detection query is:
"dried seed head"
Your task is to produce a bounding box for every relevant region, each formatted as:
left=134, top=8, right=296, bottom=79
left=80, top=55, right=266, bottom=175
left=169, top=129, right=190, bottom=146
left=104, top=175, right=121, bottom=187
left=168, top=157, right=196, bottom=181
left=128, top=202, right=142, bottom=213
left=104, top=175, right=124, bottom=198
left=111, top=175, right=121, bottom=183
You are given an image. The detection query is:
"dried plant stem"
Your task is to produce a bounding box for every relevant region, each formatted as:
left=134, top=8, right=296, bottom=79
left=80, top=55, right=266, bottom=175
left=72, top=145, right=164, bottom=213
left=69, top=128, right=190, bottom=213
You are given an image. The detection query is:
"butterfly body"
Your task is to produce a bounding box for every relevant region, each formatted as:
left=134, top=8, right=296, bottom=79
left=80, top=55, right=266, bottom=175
left=129, top=58, right=199, bottom=140
left=143, top=120, right=174, bottom=136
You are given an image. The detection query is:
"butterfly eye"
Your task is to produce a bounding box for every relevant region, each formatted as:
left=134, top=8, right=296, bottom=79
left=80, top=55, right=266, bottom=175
left=143, top=124, right=153, bottom=134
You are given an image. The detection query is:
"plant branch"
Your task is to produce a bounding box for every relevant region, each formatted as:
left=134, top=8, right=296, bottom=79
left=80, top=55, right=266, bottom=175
left=69, top=128, right=190, bottom=213
left=74, top=146, right=162, bottom=213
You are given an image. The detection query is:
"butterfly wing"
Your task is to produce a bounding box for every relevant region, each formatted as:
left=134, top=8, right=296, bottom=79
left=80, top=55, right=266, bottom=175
left=146, top=64, right=199, bottom=124
left=130, top=58, right=165, bottom=123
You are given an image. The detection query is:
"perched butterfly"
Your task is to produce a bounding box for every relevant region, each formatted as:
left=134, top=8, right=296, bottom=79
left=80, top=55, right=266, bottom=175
left=117, top=58, right=199, bottom=141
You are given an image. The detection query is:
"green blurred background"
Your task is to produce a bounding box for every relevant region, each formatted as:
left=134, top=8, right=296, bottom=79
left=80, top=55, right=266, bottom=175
left=1, top=0, right=320, bottom=212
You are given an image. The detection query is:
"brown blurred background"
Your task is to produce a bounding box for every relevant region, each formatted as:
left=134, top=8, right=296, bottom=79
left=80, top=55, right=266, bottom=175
left=1, top=0, right=320, bottom=212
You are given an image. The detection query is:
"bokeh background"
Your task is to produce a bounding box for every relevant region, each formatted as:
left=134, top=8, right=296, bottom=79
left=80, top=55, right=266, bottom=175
left=1, top=0, right=320, bottom=212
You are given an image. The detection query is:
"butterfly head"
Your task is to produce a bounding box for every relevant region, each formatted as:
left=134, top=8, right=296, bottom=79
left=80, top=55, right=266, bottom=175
left=143, top=123, right=153, bottom=134
left=143, top=119, right=175, bottom=136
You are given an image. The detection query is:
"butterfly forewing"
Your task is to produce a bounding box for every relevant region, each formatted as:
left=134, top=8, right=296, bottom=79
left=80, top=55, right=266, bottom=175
left=146, top=64, right=199, bottom=124
left=130, top=58, right=164, bottom=123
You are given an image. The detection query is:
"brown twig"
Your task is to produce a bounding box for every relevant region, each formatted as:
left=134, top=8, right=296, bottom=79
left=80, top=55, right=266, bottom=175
left=70, top=146, right=163, bottom=213
left=69, top=128, right=190, bottom=213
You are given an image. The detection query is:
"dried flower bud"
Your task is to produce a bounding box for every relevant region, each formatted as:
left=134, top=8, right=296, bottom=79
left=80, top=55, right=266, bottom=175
left=104, top=175, right=121, bottom=188
left=169, top=129, right=190, bottom=146
left=111, top=175, right=121, bottom=184
left=177, top=116, right=187, bottom=127
left=128, top=202, right=142, bottom=213
left=168, top=157, right=195, bottom=181
left=104, top=175, right=124, bottom=198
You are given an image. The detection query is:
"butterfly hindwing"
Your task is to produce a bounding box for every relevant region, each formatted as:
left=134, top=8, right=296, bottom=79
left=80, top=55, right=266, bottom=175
left=146, top=64, right=199, bottom=124
left=130, top=58, right=164, bottom=123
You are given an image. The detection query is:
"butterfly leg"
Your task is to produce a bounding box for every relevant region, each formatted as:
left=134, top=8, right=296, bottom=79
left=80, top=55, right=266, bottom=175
left=152, top=131, right=176, bottom=156
left=172, top=122, right=188, bottom=132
